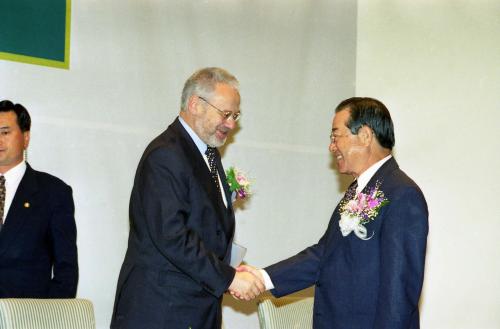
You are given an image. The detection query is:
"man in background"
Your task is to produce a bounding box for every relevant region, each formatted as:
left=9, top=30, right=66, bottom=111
left=111, top=67, right=264, bottom=329
left=239, top=97, right=428, bottom=329
left=0, top=100, right=78, bottom=298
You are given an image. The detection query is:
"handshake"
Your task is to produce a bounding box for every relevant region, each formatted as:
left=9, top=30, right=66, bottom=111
left=228, top=265, right=266, bottom=301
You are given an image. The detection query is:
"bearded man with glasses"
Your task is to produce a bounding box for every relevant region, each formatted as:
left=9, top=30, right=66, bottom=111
left=111, top=67, right=263, bottom=329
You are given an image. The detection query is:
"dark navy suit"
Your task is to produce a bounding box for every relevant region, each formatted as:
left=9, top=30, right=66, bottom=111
left=0, top=164, right=78, bottom=298
left=266, top=158, right=428, bottom=329
left=111, top=118, right=236, bottom=329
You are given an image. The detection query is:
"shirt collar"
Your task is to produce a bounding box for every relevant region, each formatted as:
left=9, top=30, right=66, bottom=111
left=178, top=116, right=208, bottom=155
left=3, top=161, right=27, bottom=182
left=355, top=155, right=392, bottom=193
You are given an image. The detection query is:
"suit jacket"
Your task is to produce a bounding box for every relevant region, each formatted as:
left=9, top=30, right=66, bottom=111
left=266, top=157, right=428, bottom=329
left=111, top=118, right=236, bottom=329
left=0, top=164, right=78, bottom=298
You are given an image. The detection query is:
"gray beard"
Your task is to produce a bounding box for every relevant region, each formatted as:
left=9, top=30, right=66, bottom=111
left=206, top=134, right=225, bottom=148
left=194, top=120, right=225, bottom=148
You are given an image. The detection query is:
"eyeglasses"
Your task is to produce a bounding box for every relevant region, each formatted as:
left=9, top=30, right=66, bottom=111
left=198, top=96, right=241, bottom=122
left=330, top=131, right=349, bottom=143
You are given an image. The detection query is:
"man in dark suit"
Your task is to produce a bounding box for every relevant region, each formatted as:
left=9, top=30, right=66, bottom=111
left=239, top=97, right=428, bottom=328
left=111, top=67, right=264, bottom=329
left=0, top=100, right=78, bottom=298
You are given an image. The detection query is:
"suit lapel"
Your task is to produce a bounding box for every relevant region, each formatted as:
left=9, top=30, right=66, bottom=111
left=325, top=159, right=399, bottom=258
left=214, top=148, right=234, bottom=212
left=325, top=181, right=357, bottom=255
left=360, top=157, right=399, bottom=194
left=171, top=119, right=233, bottom=239
left=217, top=150, right=235, bottom=263
left=0, top=165, right=38, bottom=256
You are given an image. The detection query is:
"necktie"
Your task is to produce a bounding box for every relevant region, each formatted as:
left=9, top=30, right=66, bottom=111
left=0, top=176, right=5, bottom=232
left=342, top=179, right=358, bottom=201
left=350, top=179, right=358, bottom=194
left=205, top=147, right=221, bottom=193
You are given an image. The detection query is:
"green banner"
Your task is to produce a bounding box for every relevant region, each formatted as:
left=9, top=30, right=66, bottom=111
left=0, top=0, right=71, bottom=69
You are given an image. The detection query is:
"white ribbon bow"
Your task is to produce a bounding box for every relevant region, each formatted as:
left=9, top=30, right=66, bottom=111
left=339, top=213, right=373, bottom=240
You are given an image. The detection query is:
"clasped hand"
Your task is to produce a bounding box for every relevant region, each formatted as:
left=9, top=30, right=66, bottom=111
left=228, top=265, right=265, bottom=301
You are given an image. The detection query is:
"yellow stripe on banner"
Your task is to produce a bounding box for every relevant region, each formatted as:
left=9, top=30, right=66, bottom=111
left=64, top=0, right=72, bottom=69
left=0, top=51, right=67, bottom=70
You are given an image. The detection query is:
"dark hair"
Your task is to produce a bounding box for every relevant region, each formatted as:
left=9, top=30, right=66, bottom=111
left=335, top=97, right=395, bottom=149
left=0, top=100, right=31, bottom=132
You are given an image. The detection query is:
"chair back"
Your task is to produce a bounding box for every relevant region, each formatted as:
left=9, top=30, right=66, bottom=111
left=0, top=298, right=95, bottom=329
left=257, top=296, right=313, bottom=329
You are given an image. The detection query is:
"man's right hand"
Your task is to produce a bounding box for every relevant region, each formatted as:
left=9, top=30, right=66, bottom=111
left=228, top=271, right=265, bottom=301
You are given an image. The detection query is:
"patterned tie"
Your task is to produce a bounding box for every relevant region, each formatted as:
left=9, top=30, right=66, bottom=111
left=342, top=179, right=358, bottom=202
left=350, top=179, right=358, bottom=194
left=205, top=147, right=221, bottom=193
left=0, top=175, right=5, bottom=232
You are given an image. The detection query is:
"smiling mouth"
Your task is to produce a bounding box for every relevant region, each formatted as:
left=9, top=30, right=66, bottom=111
left=216, top=129, right=229, bottom=138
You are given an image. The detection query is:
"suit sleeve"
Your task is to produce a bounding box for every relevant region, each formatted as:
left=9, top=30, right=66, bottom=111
left=265, top=216, right=334, bottom=297
left=48, top=183, right=78, bottom=298
left=138, top=149, right=235, bottom=297
left=374, top=187, right=428, bottom=328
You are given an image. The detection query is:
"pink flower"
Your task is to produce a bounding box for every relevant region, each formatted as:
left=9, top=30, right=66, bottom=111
left=339, top=181, right=389, bottom=227
left=236, top=174, right=249, bottom=186
left=346, top=199, right=359, bottom=213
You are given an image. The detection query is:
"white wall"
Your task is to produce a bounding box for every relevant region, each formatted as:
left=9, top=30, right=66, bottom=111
left=0, top=1, right=357, bottom=328
left=3, top=1, right=498, bottom=328
left=356, top=1, right=500, bottom=328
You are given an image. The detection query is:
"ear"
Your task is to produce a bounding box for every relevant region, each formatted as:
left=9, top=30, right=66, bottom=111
left=358, top=125, right=373, bottom=146
left=23, top=131, right=30, bottom=149
left=186, top=95, right=200, bottom=115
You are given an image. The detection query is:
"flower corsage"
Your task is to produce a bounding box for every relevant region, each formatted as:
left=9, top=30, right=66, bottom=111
left=225, top=167, right=251, bottom=202
left=338, top=181, right=389, bottom=240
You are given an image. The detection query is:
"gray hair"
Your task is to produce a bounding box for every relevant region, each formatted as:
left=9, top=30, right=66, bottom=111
left=180, top=67, right=239, bottom=111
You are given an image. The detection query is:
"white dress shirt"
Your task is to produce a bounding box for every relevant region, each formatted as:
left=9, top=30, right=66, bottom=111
left=354, top=155, right=392, bottom=193
left=1, top=161, right=27, bottom=223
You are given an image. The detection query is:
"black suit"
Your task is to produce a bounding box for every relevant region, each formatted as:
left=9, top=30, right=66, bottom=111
left=111, top=118, right=236, bottom=329
left=0, top=164, right=78, bottom=298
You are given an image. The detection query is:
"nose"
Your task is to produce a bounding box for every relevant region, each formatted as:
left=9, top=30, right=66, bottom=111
left=329, top=140, right=337, bottom=153
left=224, top=117, right=237, bottom=130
